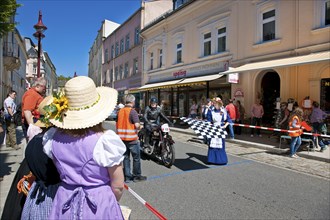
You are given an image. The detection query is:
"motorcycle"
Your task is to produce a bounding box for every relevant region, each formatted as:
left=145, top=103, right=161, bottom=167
left=138, top=123, right=175, bottom=168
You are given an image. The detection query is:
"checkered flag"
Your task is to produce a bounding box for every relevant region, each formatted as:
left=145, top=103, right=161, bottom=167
left=180, top=117, right=227, bottom=139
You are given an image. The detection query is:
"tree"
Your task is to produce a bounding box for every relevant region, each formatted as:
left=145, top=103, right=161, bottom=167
left=0, top=0, right=21, bottom=37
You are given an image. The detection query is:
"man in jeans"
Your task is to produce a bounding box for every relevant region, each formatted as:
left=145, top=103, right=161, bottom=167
left=117, top=94, right=147, bottom=183
left=3, top=90, right=20, bottom=150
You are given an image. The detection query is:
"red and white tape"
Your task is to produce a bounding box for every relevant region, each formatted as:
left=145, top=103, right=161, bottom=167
left=124, top=184, right=167, bottom=220
left=233, top=123, right=330, bottom=138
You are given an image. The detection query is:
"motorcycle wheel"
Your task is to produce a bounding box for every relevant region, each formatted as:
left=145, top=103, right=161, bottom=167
left=161, top=141, right=175, bottom=168
left=143, top=144, right=154, bottom=156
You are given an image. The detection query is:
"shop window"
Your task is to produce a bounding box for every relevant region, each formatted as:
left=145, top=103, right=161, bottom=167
left=176, top=43, right=182, bottom=63
left=217, top=27, right=226, bottom=53
left=262, top=9, right=276, bottom=41
left=203, top=32, right=211, bottom=56
left=321, top=78, right=330, bottom=112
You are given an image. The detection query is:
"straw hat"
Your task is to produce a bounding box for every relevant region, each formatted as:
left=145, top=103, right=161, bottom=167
left=49, top=76, right=118, bottom=129
left=34, top=96, right=54, bottom=128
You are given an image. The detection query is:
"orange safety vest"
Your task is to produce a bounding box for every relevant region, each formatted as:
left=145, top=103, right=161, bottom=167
left=288, top=115, right=302, bottom=137
left=116, top=107, right=138, bottom=141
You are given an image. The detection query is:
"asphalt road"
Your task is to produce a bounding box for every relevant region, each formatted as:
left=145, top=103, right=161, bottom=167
left=104, top=121, right=330, bottom=220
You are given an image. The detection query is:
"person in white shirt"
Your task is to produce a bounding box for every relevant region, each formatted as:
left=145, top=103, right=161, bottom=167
left=3, top=90, right=20, bottom=150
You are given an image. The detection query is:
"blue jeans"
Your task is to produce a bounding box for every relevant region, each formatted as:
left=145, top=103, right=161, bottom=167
left=123, top=141, right=142, bottom=179
left=227, top=123, right=235, bottom=139
left=290, top=136, right=302, bottom=156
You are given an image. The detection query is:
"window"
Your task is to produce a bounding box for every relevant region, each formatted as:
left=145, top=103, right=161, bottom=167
left=120, top=38, right=124, bottom=54
left=33, top=64, right=37, bottom=74
left=115, top=42, right=119, bottom=57
left=110, top=69, right=113, bottom=83
left=174, top=0, right=189, bottom=9
left=262, top=9, right=275, bottom=41
left=111, top=45, right=114, bottom=59
left=217, top=27, right=226, bottom=52
left=103, top=71, right=107, bottom=84
left=159, top=49, right=163, bottom=68
left=176, top=43, right=182, bottom=63
left=124, top=62, right=129, bottom=78
left=150, top=52, right=154, bottom=70
left=125, top=34, right=130, bottom=51
left=134, top=27, right=140, bottom=45
left=104, top=49, right=109, bottom=63
left=326, top=0, right=330, bottom=25
left=203, top=32, right=211, bottom=56
left=115, top=67, right=118, bottom=81
left=133, top=58, right=138, bottom=75
left=119, top=65, right=123, bottom=80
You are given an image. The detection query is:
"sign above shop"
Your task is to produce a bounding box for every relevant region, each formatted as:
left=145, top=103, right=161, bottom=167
left=173, top=70, right=187, bottom=78
left=227, top=73, right=239, bottom=84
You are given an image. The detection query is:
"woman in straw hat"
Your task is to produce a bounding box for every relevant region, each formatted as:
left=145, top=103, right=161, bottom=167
left=205, top=97, right=230, bottom=165
left=42, top=76, right=126, bottom=219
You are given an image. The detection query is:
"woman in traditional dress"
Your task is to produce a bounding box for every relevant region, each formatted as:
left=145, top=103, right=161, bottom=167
left=42, top=76, right=126, bottom=219
left=206, top=97, right=230, bottom=165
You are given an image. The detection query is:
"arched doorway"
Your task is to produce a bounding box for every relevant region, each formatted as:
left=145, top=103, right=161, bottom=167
left=261, top=72, right=280, bottom=126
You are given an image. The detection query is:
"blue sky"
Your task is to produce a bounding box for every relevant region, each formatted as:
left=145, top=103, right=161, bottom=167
left=16, top=0, right=142, bottom=77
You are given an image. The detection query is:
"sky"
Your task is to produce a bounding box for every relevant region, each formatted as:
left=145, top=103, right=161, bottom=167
left=15, top=0, right=142, bottom=77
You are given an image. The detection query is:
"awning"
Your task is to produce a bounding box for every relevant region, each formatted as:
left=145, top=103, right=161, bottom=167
left=177, top=74, right=224, bottom=87
left=222, top=51, right=330, bottom=74
left=129, top=79, right=184, bottom=92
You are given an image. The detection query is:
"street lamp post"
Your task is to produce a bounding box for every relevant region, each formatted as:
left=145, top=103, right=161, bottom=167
left=33, top=10, right=47, bottom=78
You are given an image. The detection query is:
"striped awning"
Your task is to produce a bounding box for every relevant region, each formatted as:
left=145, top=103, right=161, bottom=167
left=222, top=51, right=330, bottom=74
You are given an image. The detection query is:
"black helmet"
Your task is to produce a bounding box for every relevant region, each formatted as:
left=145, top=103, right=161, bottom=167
left=150, top=97, right=158, bottom=104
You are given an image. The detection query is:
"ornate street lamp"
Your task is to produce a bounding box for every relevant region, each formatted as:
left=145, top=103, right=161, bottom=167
left=33, top=10, right=47, bottom=78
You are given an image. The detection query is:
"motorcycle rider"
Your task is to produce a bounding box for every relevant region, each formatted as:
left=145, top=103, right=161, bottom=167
left=143, top=97, right=173, bottom=148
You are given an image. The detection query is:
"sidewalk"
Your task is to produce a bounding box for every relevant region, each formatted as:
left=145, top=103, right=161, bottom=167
left=0, top=126, right=26, bottom=216
left=170, top=126, right=330, bottom=163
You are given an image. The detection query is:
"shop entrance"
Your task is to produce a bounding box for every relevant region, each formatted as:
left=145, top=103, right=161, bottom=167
left=261, top=72, right=280, bottom=126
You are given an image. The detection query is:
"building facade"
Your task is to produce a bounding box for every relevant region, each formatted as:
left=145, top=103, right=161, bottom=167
left=101, top=1, right=173, bottom=110
left=88, top=20, right=120, bottom=86
left=136, top=0, right=329, bottom=124
left=1, top=29, right=28, bottom=105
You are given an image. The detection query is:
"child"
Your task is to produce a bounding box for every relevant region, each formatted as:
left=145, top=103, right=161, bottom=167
left=288, top=107, right=304, bottom=158
left=42, top=76, right=126, bottom=219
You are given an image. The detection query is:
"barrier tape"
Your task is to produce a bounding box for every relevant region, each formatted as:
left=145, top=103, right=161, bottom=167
left=124, top=184, right=167, bottom=220
left=232, top=123, right=330, bottom=138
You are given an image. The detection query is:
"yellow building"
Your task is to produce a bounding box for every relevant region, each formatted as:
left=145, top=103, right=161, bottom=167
left=136, top=0, right=329, bottom=124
